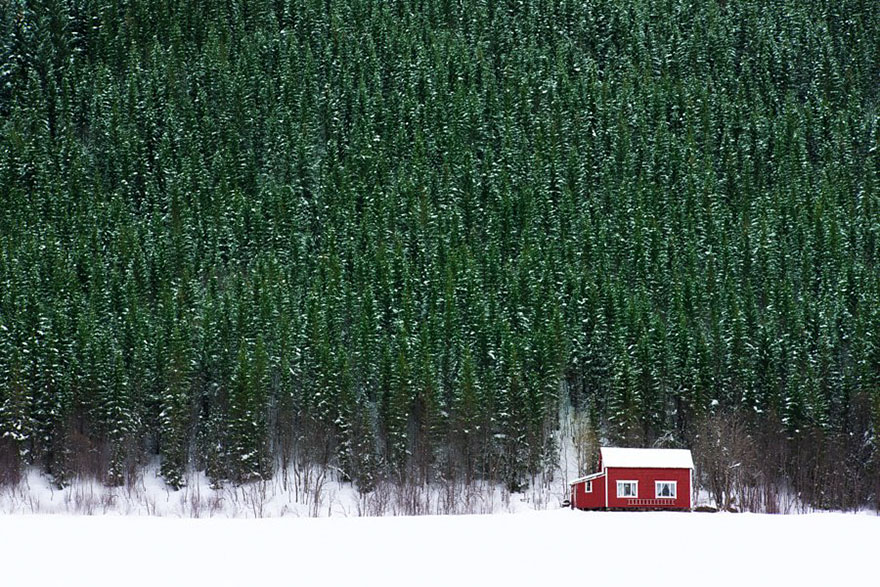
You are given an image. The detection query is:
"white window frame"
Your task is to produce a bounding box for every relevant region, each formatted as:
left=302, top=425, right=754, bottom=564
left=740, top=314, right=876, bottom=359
left=655, top=481, right=677, bottom=499
left=584, top=480, right=592, bottom=493
left=617, top=480, right=638, bottom=498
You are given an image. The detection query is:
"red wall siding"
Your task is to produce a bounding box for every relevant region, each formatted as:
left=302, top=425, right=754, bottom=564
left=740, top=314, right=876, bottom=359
left=572, top=475, right=606, bottom=509
left=605, top=467, right=691, bottom=509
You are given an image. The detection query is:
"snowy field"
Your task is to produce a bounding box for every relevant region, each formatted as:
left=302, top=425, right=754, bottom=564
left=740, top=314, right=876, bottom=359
left=1, top=509, right=876, bottom=586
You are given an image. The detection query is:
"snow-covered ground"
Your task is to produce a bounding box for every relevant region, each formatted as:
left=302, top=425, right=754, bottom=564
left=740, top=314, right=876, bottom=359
left=1, top=509, right=875, bottom=586
left=1, top=412, right=586, bottom=518
left=0, top=465, right=556, bottom=517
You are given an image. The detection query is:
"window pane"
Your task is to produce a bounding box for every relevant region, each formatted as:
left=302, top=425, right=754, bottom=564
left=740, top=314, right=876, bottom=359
left=618, top=481, right=636, bottom=498
left=656, top=482, right=675, bottom=498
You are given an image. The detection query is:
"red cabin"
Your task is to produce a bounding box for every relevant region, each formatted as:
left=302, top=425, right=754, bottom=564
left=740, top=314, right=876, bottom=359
left=570, top=447, right=694, bottom=510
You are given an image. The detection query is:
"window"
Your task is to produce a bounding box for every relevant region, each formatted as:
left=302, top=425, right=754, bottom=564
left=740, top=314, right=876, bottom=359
left=584, top=481, right=592, bottom=493
left=655, top=481, right=677, bottom=499
left=617, top=481, right=638, bottom=498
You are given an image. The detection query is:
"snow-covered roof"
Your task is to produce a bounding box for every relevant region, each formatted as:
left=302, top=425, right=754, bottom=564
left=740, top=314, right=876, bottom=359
left=600, top=447, right=694, bottom=469
left=569, top=471, right=605, bottom=486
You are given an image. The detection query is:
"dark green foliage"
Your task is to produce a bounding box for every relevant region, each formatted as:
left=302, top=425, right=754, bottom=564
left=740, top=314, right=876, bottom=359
left=159, top=325, right=192, bottom=489
left=0, top=0, right=877, bottom=507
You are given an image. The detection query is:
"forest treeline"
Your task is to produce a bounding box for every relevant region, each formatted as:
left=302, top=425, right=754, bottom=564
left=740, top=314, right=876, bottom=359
left=0, top=0, right=878, bottom=510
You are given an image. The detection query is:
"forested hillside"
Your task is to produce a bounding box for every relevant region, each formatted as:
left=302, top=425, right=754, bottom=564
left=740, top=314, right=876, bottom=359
left=1, top=0, right=878, bottom=510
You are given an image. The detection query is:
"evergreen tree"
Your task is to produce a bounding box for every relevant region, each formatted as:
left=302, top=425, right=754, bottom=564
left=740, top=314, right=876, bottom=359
left=0, top=0, right=876, bottom=509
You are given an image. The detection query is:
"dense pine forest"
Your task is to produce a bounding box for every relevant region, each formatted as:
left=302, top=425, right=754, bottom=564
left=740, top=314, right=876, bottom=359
left=1, top=0, right=878, bottom=511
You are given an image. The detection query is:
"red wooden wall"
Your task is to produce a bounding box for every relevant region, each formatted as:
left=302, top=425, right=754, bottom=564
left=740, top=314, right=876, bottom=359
left=571, top=476, right=605, bottom=509
left=605, top=467, right=691, bottom=509
left=572, top=467, right=692, bottom=509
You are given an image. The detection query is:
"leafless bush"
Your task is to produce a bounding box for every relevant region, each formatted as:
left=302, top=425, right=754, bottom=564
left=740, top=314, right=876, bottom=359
left=67, top=482, right=99, bottom=515
left=101, top=491, right=117, bottom=514
left=689, top=410, right=847, bottom=513
left=66, top=429, right=110, bottom=484
left=242, top=479, right=269, bottom=518
left=433, top=477, right=459, bottom=515
left=527, top=486, right=549, bottom=510
left=786, top=422, right=876, bottom=513
left=692, top=410, right=758, bottom=511
left=359, top=480, right=391, bottom=516
left=294, top=464, right=328, bottom=517
left=181, top=487, right=201, bottom=518
left=436, top=476, right=474, bottom=515
left=178, top=481, right=224, bottom=518
left=0, top=438, right=21, bottom=487
left=123, top=464, right=146, bottom=501
left=144, top=493, right=157, bottom=516
left=392, top=481, right=434, bottom=516
left=570, top=411, right=599, bottom=477
left=0, top=475, right=41, bottom=514
left=25, top=492, right=41, bottom=514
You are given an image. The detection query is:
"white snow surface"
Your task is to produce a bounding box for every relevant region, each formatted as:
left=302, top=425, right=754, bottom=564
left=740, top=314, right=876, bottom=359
left=0, top=509, right=875, bottom=586
left=569, top=470, right=605, bottom=484
left=600, top=446, right=695, bottom=469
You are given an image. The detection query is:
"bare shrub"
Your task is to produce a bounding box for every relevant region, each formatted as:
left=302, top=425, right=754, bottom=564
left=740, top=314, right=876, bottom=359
left=359, top=480, right=391, bottom=516
left=181, top=487, right=201, bottom=518
left=692, top=409, right=758, bottom=511
left=570, top=411, right=599, bottom=477
left=295, top=464, right=328, bottom=517
left=392, top=481, right=433, bottom=516
left=242, top=479, right=269, bottom=518
left=436, top=476, right=468, bottom=515
left=176, top=479, right=220, bottom=518
left=66, top=429, right=109, bottom=484
left=68, top=482, right=99, bottom=515
left=0, top=438, right=21, bottom=487
left=144, top=493, right=157, bottom=516
left=528, top=485, right=548, bottom=510
left=101, top=491, right=117, bottom=514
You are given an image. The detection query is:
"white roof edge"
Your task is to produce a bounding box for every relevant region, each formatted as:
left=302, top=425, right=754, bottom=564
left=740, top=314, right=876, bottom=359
left=599, top=447, right=695, bottom=469
left=569, top=471, right=605, bottom=485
